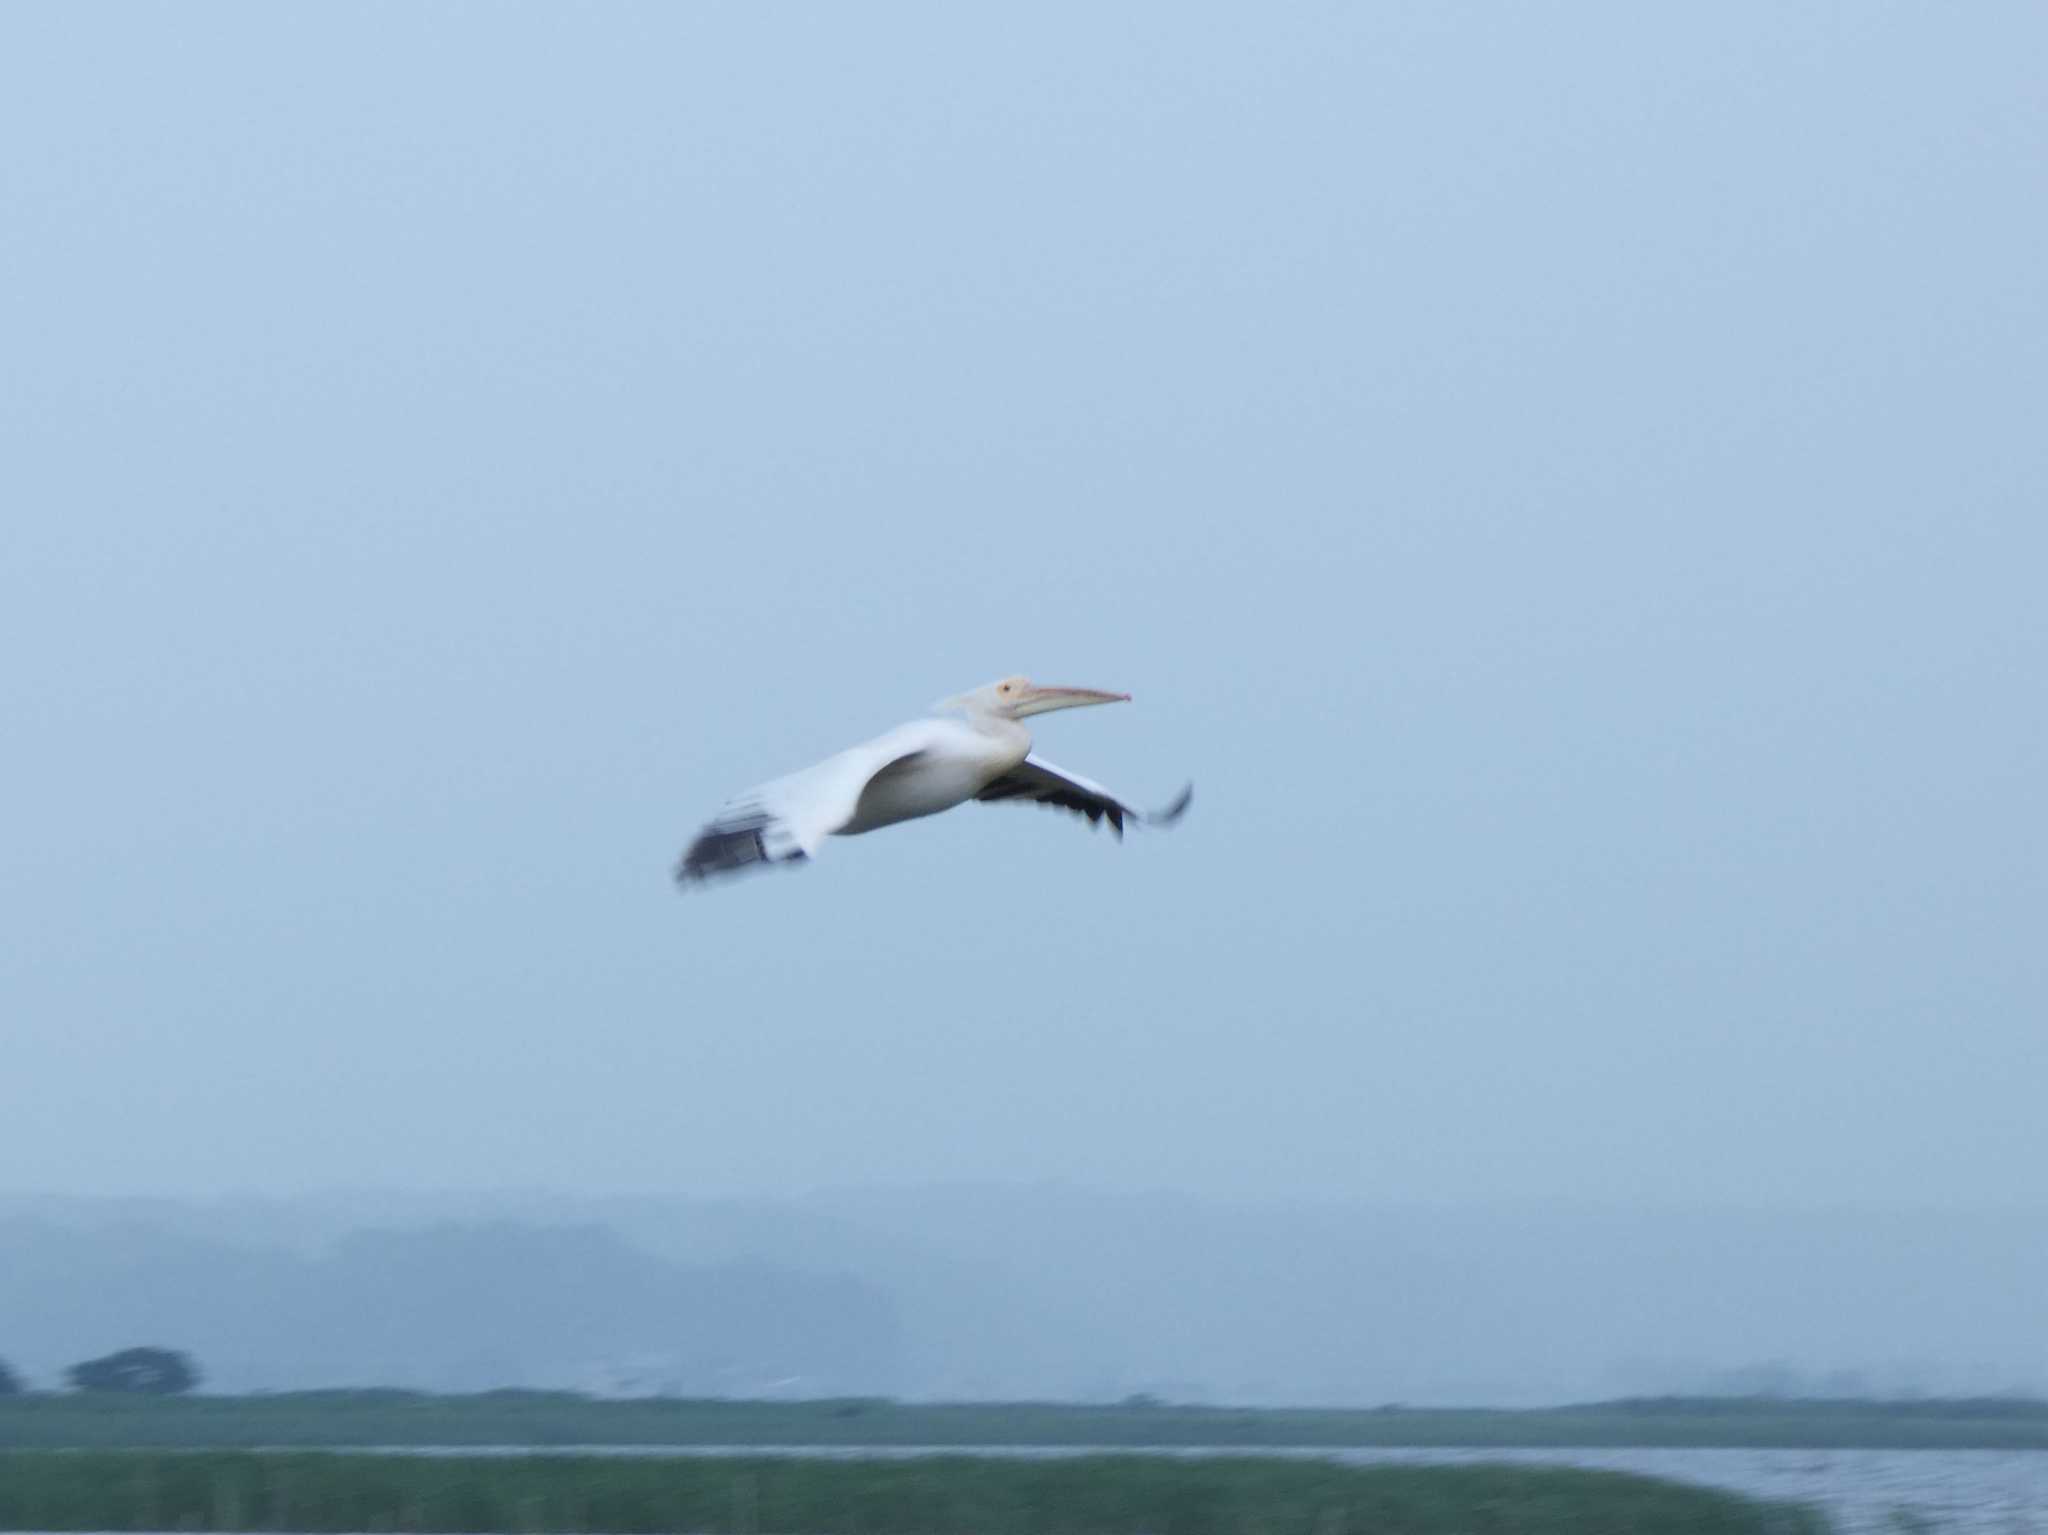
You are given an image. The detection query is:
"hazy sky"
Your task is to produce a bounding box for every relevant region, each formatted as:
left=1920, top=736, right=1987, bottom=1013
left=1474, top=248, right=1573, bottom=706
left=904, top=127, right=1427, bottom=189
left=4, top=2, right=2042, bottom=1208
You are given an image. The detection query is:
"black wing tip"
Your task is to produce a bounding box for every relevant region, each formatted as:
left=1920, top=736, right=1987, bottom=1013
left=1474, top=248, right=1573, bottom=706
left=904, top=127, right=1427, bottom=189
left=673, top=824, right=809, bottom=888
left=1147, top=782, right=1193, bottom=827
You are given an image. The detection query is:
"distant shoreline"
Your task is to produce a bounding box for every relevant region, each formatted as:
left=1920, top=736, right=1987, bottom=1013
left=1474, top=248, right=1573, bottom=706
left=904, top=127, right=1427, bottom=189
left=3, top=1392, right=2046, bottom=1451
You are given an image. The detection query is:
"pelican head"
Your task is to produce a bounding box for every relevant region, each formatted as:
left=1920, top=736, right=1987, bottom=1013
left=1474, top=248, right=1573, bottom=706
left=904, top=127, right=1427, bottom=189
left=939, top=676, right=1131, bottom=721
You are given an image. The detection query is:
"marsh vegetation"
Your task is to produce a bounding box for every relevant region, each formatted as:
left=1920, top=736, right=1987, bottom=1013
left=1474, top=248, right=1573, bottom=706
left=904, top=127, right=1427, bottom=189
left=0, top=1451, right=1826, bottom=1534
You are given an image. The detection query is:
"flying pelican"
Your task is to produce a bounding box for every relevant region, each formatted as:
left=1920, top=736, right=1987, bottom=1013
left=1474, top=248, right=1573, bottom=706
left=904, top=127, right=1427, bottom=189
left=675, top=677, right=1191, bottom=884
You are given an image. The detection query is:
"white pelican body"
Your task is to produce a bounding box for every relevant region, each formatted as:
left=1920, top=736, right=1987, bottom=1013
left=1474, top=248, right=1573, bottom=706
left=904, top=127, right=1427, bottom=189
left=834, top=715, right=1022, bottom=834
left=676, top=676, right=1190, bottom=884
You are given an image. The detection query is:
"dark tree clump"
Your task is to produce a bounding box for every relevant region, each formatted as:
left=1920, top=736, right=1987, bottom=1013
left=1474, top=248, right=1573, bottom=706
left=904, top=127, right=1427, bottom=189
left=0, top=1357, right=21, bottom=1395
left=65, top=1346, right=201, bottom=1395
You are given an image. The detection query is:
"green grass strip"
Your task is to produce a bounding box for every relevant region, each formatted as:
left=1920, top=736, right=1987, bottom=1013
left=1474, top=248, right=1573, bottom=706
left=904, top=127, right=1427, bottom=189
left=0, top=1451, right=1826, bottom=1534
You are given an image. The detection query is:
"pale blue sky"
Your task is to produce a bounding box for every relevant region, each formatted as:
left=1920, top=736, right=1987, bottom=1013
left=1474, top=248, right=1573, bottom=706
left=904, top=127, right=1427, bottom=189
left=3, top=2, right=2042, bottom=1206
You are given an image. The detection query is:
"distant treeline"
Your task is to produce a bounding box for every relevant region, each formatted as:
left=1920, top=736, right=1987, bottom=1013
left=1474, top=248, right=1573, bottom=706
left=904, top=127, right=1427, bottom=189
left=2, top=1390, right=2046, bottom=1451
left=1596, top=1394, right=2048, bottom=1420
left=0, top=1346, right=197, bottom=1397
left=0, top=1451, right=1825, bottom=1534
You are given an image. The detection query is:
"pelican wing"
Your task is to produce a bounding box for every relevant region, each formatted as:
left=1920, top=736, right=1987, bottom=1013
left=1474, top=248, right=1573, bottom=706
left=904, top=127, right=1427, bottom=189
left=676, top=726, right=934, bottom=884
left=975, top=753, right=1192, bottom=840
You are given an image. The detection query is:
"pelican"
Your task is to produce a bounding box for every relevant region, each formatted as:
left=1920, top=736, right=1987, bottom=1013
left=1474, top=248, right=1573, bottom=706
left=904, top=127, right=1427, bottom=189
left=675, top=676, right=1191, bottom=884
